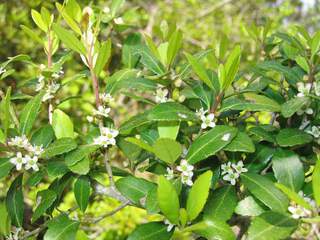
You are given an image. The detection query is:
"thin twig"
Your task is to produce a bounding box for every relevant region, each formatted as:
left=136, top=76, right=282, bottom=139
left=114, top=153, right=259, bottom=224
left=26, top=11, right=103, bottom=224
left=89, top=201, right=130, bottom=224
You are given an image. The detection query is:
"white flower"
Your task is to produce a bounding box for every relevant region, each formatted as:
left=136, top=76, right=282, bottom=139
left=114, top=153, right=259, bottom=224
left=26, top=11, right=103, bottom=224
left=24, top=155, right=39, bottom=171
left=221, top=133, right=231, bottom=141
left=288, top=205, right=311, bottom=219
left=307, top=126, right=320, bottom=138
left=10, top=152, right=27, bottom=171
left=93, top=106, right=111, bottom=118
left=114, top=17, right=124, bottom=24
left=201, top=113, right=216, bottom=129
left=164, top=219, right=174, bottom=232
left=100, top=93, right=114, bottom=104
left=0, top=67, right=6, bottom=75
left=27, top=145, right=44, bottom=156
left=298, top=191, right=317, bottom=208
left=314, top=82, right=320, bottom=96
left=223, top=171, right=239, bottom=185
left=165, top=167, right=174, bottom=180
left=297, top=82, right=312, bottom=97
left=221, top=162, right=233, bottom=175
left=87, top=116, right=94, bottom=123
left=103, top=6, right=110, bottom=13
left=8, top=135, right=30, bottom=148
left=196, top=108, right=207, bottom=118
left=232, top=161, right=248, bottom=174
left=94, top=127, right=119, bottom=147
left=83, top=6, right=93, bottom=16
left=42, top=82, right=60, bottom=102
left=181, top=174, right=193, bottom=186
left=35, top=75, right=45, bottom=91
left=177, top=160, right=194, bottom=175
left=155, top=88, right=169, bottom=103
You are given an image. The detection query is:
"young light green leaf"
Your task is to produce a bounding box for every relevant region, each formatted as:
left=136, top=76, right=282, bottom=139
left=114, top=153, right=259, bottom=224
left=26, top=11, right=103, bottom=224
left=6, top=174, right=24, bottom=227
left=187, top=171, right=212, bottom=221
left=241, top=173, right=289, bottom=213
left=94, top=39, right=112, bottom=75
left=222, top=45, right=241, bottom=91
left=153, top=138, right=182, bottom=164
left=0, top=201, right=10, bottom=236
left=312, top=157, right=320, bottom=206
left=167, top=30, right=183, bottom=66
left=74, top=176, right=91, bottom=212
left=0, top=87, right=11, bottom=138
left=42, top=138, right=77, bottom=158
left=65, top=0, right=82, bottom=22
left=44, top=214, right=80, bottom=240
left=68, top=156, right=90, bottom=175
left=272, top=149, right=304, bottom=191
left=187, top=126, right=237, bottom=164
left=128, top=222, right=174, bottom=240
left=203, top=185, right=237, bottom=222
left=52, top=109, right=74, bottom=139
left=52, top=24, right=86, bottom=55
left=158, top=121, right=180, bottom=140
left=32, top=190, right=57, bottom=223
left=157, top=176, right=180, bottom=224
left=56, top=3, right=82, bottom=35
left=185, top=52, right=214, bottom=90
left=31, top=9, right=48, bottom=32
left=19, top=92, right=43, bottom=135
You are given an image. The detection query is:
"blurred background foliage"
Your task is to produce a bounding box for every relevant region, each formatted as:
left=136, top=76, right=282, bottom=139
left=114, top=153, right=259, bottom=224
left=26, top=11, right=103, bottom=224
left=0, top=0, right=320, bottom=239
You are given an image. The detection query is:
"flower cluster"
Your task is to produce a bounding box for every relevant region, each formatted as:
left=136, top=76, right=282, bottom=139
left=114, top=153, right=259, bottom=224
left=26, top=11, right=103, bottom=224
left=196, top=108, right=216, bottom=129
left=155, top=87, right=169, bottom=103
left=165, top=160, right=194, bottom=186
left=8, top=135, right=43, bottom=172
left=221, top=161, right=247, bottom=185
left=288, top=191, right=316, bottom=219
left=35, top=75, right=61, bottom=102
left=93, top=127, right=119, bottom=148
left=297, top=81, right=320, bottom=98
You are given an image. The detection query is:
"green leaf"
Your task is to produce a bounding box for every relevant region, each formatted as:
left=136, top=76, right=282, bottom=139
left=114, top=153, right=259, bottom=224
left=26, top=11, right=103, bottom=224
left=135, top=46, right=165, bottom=75
left=281, top=97, right=309, bottom=117
left=146, top=188, right=159, bottom=214
left=148, top=102, right=197, bottom=121
left=21, top=25, right=43, bottom=45
left=276, top=128, right=313, bottom=147
left=6, top=174, right=24, bottom=227
left=19, top=92, right=43, bottom=135
left=56, top=3, right=81, bottom=35
left=272, top=149, right=304, bottom=191
left=106, top=68, right=138, bottom=94
left=27, top=170, right=45, bottom=187
left=31, top=125, right=55, bottom=148
left=47, top=161, right=69, bottom=178
left=187, top=171, right=212, bottom=221
left=311, top=31, right=320, bottom=57
left=157, top=121, right=179, bottom=140
left=203, top=185, right=237, bottom=222
left=68, top=157, right=90, bottom=175
left=153, top=138, right=182, bottom=164
left=0, top=87, right=11, bottom=138
left=187, top=126, right=237, bottom=164
left=249, top=126, right=275, bottom=143
left=157, top=176, right=180, bottom=224
left=222, top=45, right=241, bottom=91
left=122, top=33, right=141, bottom=68
left=167, top=30, right=183, bottom=66
left=235, top=196, right=265, bottom=216
left=116, top=176, right=155, bottom=205
left=111, top=0, right=125, bottom=17
left=120, top=111, right=152, bottom=135
left=185, top=52, right=214, bottom=90
left=42, top=138, right=77, bottom=158
left=241, top=173, right=289, bottom=213
left=0, top=201, right=10, bottom=236
left=94, top=39, right=112, bottom=75
left=125, top=137, right=154, bottom=153
left=65, top=0, right=81, bottom=22
left=275, top=183, right=312, bottom=210
left=313, top=157, right=320, bottom=206
left=65, top=145, right=99, bottom=167
left=74, top=176, right=91, bottom=212
left=44, top=214, right=80, bottom=240
left=128, top=222, right=174, bottom=240
left=52, top=24, right=86, bottom=55
left=52, top=109, right=74, bottom=139
left=220, top=93, right=281, bottom=112
left=224, top=131, right=255, bottom=153
left=31, top=9, right=48, bottom=32
left=0, top=158, right=14, bottom=180
left=247, top=211, right=297, bottom=240
left=32, top=190, right=57, bottom=223
left=186, top=220, right=235, bottom=240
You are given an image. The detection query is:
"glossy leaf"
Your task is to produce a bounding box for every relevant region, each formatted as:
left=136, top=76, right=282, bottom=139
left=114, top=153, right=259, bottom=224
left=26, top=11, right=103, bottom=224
left=42, top=138, right=77, bottom=158
left=153, top=138, right=182, bottom=164
left=6, top=175, right=24, bottom=227
left=32, top=190, right=57, bottom=222
left=74, top=176, right=91, bottom=212
left=44, top=214, right=80, bottom=240
left=94, top=39, right=112, bottom=75
left=52, top=109, right=74, bottom=139
left=128, top=222, right=173, bottom=240
left=313, top=158, right=320, bottom=206
left=224, top=131, right=255, bottom=153
left=235, top=196, right=265, bottom=216
left=148, top=102, right=197, bottom=121
left=276, top=128, right=313, bottom=147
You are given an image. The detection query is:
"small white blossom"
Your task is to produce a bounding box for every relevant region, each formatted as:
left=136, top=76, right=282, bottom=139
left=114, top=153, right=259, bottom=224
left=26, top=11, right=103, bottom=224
left=177, top=160, right=194, bottom=175
left=114, top=17, right=124, bottom=24
left=232, top=161, right=248, bottom=174
left=307, top=126, right=320, bottom=138
left=221, top=133, right=231, bottom=141
left=35, top=75, right=45, bottom=91
left=165, top=167, right=174, bottom=180
left=94, top=127, right=119, bottom=147
left=8, top=135, right=30, bottom=149
left=93, top=106, right=111, bottom=118
left=181, top=174, right=193, bottom=186
left=196, top=108, right=207, bottom=118
left=24, top=155, right=39, bottom=171
left=223, top=171, right=239, bottom=185
left=297, top=82, right=312, bottom=97
left=42, top=82, right=60, bottom=102
left=221, top=162, right=233, bottom=175
left=87, top=116, right=94, bottom=123
left=164, top=219, right=174, bottom=232
left=27, top=145, right=44, bottom=156
left=288, top=205, right=312, bottom=219
left=103, top=6, right=110, bottom=13
left=201, top=113, right=216, bottom=129
left=100, top=93, right=114, bottom=104
left=10, top=152, right=27, bottom=171
left=155, top=88, right=169, bottom=103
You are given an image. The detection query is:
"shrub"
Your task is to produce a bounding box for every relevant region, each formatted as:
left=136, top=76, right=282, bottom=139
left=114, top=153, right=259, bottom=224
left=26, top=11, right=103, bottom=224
left=0, top=0, right=320, bottom=239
